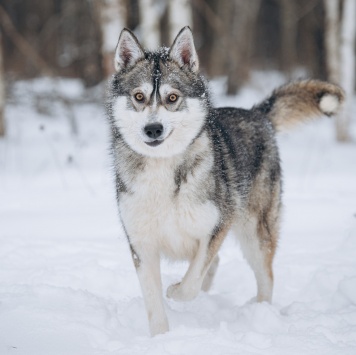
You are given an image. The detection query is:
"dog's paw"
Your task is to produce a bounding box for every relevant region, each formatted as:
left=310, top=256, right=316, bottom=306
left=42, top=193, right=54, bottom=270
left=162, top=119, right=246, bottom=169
left=246, top=296, right=257, bottom=304
left=149, top=318, right=169, bottom=337
left=201, top=274, right=214, bottom=292
left=166, top=282, right=199, bottom=302
left=166, top=282, right=182, bottom=300
left=246, top=294, right=272, bottom=304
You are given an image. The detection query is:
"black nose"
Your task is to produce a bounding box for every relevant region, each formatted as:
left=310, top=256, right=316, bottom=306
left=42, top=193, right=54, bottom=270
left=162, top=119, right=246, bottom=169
left=144, top=123, right=163, bottom=139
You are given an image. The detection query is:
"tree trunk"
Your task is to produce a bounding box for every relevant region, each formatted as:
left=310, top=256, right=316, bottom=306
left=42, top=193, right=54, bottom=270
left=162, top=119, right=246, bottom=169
left=168, top=0, right=193, bottom=43
left=0, top=30, right=5, bottom=137
left=226, top=0, right=261, bottom=94
left=298, top=0, right=327, bottom=80
left=337, top=0, right=355, bottom=142
left=279, top=0, right=298, bottom=77
left=324, top=0, right=340, bottom=83
left=98, top=0, right=126, bottom=76
left=196, top=0, right=227, bottom=78
left=139, top=0, right=160, bottom=49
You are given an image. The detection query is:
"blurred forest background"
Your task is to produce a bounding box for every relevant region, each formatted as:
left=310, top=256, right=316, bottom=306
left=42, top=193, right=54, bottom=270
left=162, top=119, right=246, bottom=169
left=0, top=0, right=355, bottom=141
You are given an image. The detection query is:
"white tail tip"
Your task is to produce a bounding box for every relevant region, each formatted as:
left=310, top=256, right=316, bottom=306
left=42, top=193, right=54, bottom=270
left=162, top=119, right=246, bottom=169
left=319, top=94, right=340, bottom=115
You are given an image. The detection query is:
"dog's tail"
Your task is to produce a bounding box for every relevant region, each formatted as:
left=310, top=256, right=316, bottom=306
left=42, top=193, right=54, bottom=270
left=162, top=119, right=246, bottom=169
left=254, top=80, right=345, bottom=131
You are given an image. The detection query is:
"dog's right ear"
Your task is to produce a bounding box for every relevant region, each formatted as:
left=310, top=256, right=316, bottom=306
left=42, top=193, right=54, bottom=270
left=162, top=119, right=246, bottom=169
left=115, top=29, right=145, bottom=71
left=169, top=26, right=199, bottom=73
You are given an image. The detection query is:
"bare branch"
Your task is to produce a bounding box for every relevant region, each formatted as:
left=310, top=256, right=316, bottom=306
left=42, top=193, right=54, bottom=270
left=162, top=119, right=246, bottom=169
left=0, top=4, right=54, bottom=76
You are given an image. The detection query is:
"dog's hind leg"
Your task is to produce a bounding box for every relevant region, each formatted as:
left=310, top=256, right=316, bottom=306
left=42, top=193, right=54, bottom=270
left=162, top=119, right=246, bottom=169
left=167, top=225, right=230, bottom=302
left=201, top=255, right=219, bottom=292
left=233, top=212, right=279, bottom=303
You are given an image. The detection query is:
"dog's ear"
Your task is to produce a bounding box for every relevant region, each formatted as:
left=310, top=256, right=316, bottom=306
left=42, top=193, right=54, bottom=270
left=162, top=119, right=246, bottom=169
left=169, top=26, right=199, bottom=73
left=115, top=29, right=145, bottom=71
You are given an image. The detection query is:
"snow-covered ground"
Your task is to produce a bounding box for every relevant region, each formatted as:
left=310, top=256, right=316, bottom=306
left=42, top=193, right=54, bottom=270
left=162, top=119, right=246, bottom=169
left=0, top=74, right=356, bottom=354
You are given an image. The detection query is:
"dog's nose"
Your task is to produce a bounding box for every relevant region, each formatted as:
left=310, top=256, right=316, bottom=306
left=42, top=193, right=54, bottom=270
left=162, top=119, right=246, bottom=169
left=144, top=123, right=163, bottom=139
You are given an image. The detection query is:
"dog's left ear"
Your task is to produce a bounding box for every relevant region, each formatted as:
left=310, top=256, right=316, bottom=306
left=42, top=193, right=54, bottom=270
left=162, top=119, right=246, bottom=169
left=115, top=28, right=145, bottom=71
left=169, top=26, right=199, bottom=73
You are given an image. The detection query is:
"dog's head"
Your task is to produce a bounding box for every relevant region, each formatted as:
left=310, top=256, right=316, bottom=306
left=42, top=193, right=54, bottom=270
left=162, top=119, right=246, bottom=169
left=109, top=27, right=209, bottom=158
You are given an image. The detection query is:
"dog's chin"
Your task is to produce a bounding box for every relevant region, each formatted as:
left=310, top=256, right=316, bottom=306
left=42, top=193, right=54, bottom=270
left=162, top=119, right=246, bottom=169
left=145, top=140, right=164, bottom=147
left=128, top=134, right=191, bottom=158
left=139, top=140, right=183, bottom=158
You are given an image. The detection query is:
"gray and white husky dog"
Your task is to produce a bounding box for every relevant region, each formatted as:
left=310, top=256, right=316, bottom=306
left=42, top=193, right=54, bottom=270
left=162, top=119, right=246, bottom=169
left=107, top=26, right=344, bottom=336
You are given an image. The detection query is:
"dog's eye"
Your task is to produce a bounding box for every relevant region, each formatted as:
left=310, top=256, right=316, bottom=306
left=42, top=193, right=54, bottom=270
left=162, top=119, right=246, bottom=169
left=168, top=94, right=178, bottom=103
left=134, top=93, right=145, bottom=102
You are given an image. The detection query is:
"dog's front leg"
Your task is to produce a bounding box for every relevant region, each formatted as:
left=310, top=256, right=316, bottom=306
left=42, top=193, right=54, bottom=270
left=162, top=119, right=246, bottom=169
left=167, top=225, right=229, bottom=302
left=167, top=238, right=209, bottom=301
left=131, top=245, right=169, bottom=336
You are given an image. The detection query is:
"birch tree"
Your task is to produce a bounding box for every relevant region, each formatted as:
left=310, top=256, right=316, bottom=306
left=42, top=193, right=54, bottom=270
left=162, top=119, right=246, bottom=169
left=0, top=30, right=5, bottom=137
left=225, top=0, right=261, bottom=94
left=168, top=0, right=192, bottom=43
left=337, top=0, right=355, bottom=142
left=324, top=0, right=340, bottom=83
left=139, top=0, right=160, bottom=49
left=279, top=0, right=298, bottom=77
left=324, top=0, right=355, bottom=142
left=99, top=0, right=126, bottom=76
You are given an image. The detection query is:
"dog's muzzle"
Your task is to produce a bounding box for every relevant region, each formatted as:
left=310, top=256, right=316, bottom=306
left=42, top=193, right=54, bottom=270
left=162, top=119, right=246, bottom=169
left=144, top=123, right=164, bottom=147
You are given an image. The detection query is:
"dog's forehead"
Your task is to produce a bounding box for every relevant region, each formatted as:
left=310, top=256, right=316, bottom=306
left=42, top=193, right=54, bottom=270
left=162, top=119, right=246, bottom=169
left=159, top=83, right=175, bottom=95
left=124, top=58, right=181, bottom=91
left=123, top=60, right=154, bottom=89
left=159, top=63, right=188, bottom=89
left=118, top=51, right=206, bottom=98
left=158, top=57, right=207, bottom=98
left=131, top=82, right=153, bottom=94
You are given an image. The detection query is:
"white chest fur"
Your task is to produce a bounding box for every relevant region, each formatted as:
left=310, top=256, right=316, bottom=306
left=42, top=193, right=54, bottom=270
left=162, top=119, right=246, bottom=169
left=118, top=156, right=219, bottom=260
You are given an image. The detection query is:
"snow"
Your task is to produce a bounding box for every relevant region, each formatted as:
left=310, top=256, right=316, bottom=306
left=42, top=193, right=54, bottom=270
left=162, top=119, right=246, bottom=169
left=1, top=74, right=356, bottom=354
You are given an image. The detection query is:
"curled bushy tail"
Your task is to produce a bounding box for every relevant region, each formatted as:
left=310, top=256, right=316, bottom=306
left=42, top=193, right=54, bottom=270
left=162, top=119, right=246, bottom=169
left=254, top=80, right=345, bottom=131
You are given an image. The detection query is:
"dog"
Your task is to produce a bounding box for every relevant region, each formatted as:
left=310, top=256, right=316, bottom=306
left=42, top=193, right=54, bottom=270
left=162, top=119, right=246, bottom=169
left=106, top=26, right=344, bottom=336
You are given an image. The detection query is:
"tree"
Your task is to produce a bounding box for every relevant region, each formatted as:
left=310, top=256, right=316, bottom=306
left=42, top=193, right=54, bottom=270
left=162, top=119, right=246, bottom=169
left=325, top=0, right=355, bottom=142
left=98, top=0, right=126, bottom=77
left=225, top=0, right=261, bottom=94
left=338, top=0, right=355, bottom=142
left=0, top=30, right=5, bottom=136
left=168, top=0, right=192, bottom=42
left=324, top=0, right=340, bottom=83
left=139, top=0, right=161, bottom=49
left=279, top=0, right=298, bottom=77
